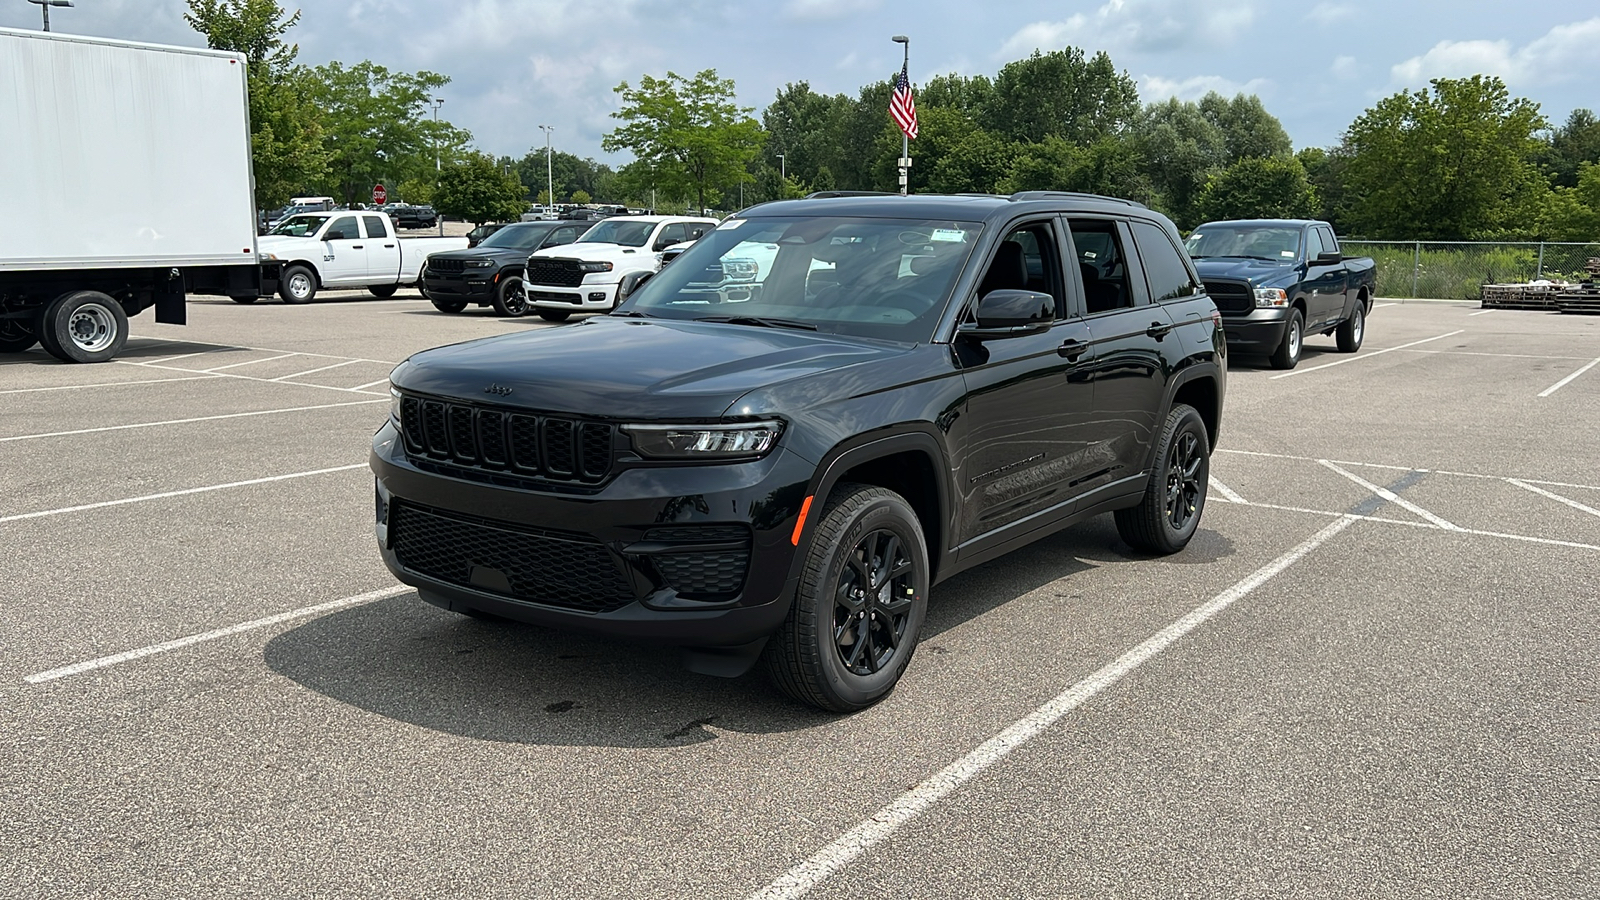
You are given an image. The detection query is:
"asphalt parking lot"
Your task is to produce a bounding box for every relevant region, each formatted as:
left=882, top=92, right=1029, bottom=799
left=2, top=293, right=1596, bottom=899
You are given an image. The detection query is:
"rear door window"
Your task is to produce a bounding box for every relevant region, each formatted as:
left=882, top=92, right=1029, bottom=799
left=1129, top=221, right=1201, bottom=303
left=362, top=216, right=388, bottom=239
left=1067, top=219, right=1135, bottom=314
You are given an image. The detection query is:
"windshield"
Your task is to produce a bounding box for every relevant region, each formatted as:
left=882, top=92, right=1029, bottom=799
left=478, top=224, right=548, bottom=251
left=1185, top=226, right=1302, bottom=261
left=577, top=220, right=655, bottom=247
left=269, top=214, right=330, bottom=237
left=622, top=216, right=983, bottom=341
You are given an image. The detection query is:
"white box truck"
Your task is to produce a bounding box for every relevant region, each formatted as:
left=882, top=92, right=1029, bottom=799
left=0, top=27, right=260, bottom=363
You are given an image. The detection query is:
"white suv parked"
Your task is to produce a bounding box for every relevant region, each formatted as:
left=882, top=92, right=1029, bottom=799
left=523, top=216, right=717, bottom=321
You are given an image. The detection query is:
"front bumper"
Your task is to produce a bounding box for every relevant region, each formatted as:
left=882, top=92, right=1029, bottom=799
left=421, top=270, right=498, bottom=302
left=527, top=281, right=618, bottom=312
left=1220, top=307, right=1291, bottom=354
left=370, top=421, right=813, bottom=647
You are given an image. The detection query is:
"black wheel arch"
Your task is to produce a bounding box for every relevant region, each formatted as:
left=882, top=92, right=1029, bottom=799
left=1153, top=362, right=1223, bottom=467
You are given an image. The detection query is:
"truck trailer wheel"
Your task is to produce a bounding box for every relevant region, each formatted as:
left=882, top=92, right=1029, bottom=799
left=278, top=265, right=318, bottom=304
left=763, top=483, right=930, bottom=712
left=36, top=291, right=129, bottom=363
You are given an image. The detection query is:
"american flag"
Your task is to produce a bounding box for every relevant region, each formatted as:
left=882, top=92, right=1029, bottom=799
left=889, top=62, right=918, bottom=140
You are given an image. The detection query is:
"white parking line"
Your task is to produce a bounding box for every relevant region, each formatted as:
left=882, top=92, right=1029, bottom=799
left=750, top=515, right=1359, bottom=900
left=1402, top=349, right=1594, bottom=361
left=270, top=359, right=365, bottom=381
left=130, top=335, right=395, bottom=366
left=201, top=351, right=300, bottom=371
left=1506, top=479, right=1600, bottom=520
left=142, top=347, right=235, bottom=366
left=1537, top=356, right=1600, bottom=397
left=115, top=360, right=389, bottom=396
left=1373, top=302, right=1397, bottom=309
left=0, top=463, right=365, bottom=524
left=1317, top=460, right=1462, bottom=531
left=24, top=585, right=411, bottom=684
left=1216, top=496, right=1600, bottom=553
left=351, top=378, right=392, bottom=391
left=0, top=399, right=384, bottom=443
left=1216, top=448, right=1600, bottom=494
left=0, top=375, right=220, bottom=396
left=1270, top=330, right=1465, bottom=380
left=1208, top=477, right=1245, bottom=504
left=1468, top=309, right=1495, bottom=316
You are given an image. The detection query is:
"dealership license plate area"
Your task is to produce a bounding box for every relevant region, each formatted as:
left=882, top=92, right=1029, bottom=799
left=1, top=297, right=1594, bottom=898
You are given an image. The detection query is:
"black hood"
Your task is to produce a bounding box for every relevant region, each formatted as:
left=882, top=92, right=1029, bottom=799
left=392, top=316, right=915, bottom=420
left=1192, top=257, right=1299, bottom=287
left=427, top=246, right=535, bottom=263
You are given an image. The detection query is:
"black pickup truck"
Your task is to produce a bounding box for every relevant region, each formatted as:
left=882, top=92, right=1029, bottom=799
left=1186, top=219, right=1376, bottom=369
left=372, top=191, right=1227, bottom=711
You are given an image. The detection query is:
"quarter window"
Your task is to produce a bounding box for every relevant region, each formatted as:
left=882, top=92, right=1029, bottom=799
left=1068, top=219, right=1135, bottom=313
left=1130, top=221, right=1201, bottom=303
left=361, top=216, right=388, bottom=239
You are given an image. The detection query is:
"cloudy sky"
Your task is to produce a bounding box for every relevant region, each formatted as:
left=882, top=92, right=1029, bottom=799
left=4, top=1, right=1596, bottom=165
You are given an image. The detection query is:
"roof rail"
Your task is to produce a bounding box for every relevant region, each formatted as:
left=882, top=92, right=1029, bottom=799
left=803, top=191, right=900, bottom=200
left=1008, top=190, right=1148, bottom=209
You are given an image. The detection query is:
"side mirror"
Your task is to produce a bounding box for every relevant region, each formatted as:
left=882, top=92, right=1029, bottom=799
left=958, top=289, right=1055, bottom=338
left=653, top=237, right=675, bottom=251
left=1314, top=250, right=1342, bottom=265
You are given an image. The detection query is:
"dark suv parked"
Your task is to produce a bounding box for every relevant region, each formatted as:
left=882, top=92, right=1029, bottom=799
left=393, top=205, right=438, bottom=229
left=372, top=192, right=1226, bottom=711
left=421, top=220, right=589, bottom=316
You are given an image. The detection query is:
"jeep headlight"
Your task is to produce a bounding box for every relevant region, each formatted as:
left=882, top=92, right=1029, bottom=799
left=1254, top=288, right=1288, bottom=307
left=389, top=386, right=402, bottom=424
left=466, top=258, right=495, bottom=268
left=622, top=421, right=783, bottom=459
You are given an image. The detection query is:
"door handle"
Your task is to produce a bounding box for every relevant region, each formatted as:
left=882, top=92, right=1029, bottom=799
left=351, top=244, right=364, bottom=249
left=1145, top=321, right=1172, bottom=340
left=1057, top=339, right=1088, bottom=361
left=384, top=243, right=395, bottom=248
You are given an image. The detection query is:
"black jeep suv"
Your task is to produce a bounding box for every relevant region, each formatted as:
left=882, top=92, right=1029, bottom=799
left=422, top=220, right=589, bottom=316
left=372, top=192, right=1226, bottom=711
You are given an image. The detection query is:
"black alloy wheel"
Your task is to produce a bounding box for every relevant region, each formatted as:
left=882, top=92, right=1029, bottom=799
left=833, top=529, right=917, bottom=677
left=1114, top=402, right=1210, bottom=554
left=493, top=275, right=529, bottom=316
left=430, top=298, right=468, bottom=313
left=1164, top=429, right=1203, bottom=532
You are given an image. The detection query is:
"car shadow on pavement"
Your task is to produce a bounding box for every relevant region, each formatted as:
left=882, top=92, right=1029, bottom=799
left=262, top=516, right=1203, bottom=748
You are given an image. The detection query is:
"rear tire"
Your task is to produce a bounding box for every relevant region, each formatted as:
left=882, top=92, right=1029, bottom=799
left=368, top=284, right=398, bottom=298
left=35, top=290, right=129, bottom=363
left=430, top=298, right=469, bottom=313
left=231, top=295, right=258, bottom=305
left=1114, top=403, right=1210, bottom=554
left=536, top=309, right=571, bottom=322
left=1336, top=301, right=1365, bottom=353
left=1269, top=308, right=1303, bottom=370
left=763, top=484, right=929, bottom=713
left=278, top=265, right=317, bottom=304
left=492, top=275, right=529, bottom=317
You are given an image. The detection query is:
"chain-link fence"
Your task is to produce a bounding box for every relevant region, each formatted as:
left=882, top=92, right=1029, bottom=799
left=1341, top=241, right=1600, bottom=299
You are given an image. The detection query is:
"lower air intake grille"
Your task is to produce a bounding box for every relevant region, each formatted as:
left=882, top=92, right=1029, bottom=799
left=655, top=551, right=749, bottom=597
left=391, top=503, right=635, bottom=613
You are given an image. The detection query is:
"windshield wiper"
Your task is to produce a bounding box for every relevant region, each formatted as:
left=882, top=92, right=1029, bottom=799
left=694, top=314, right=818, bottom=331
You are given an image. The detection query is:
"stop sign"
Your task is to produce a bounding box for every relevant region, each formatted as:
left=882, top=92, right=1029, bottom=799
left=372, top=183, right=387, bottom=204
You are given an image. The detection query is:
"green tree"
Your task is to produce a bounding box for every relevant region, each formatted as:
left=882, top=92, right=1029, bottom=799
left=604, top=69, right=764, bottom=214
left=1296, top=146, right=1353, bottom=232
left=570, top=189, right=592, bottom=205
left=1197, top=156, right=1319, bottom=222
left=1542, top=109, right=1600, bottom=189
left=1133, top=98, right=1229, bottom=228
left=306, top=61, right=466, bottom=205
left=983, top=48, right=1140, bottom=144
left=394, top=177, right=434, bottom=205
left=434, top=153, right=527, bottom=224
left=1002, top=135, right=1148, bottom=201
left=1343, top=76, right=1547, bottom=239
left=183, top=0, right=328, bottom=209
left=1198, top=92, right=1293, bottom=163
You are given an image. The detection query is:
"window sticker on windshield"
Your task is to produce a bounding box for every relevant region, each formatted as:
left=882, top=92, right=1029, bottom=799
left=1280, top=250, right=1296, bottom=258
left=930, top=228, right=967, bottom=242
left=717, top=218, right=744, bottom=230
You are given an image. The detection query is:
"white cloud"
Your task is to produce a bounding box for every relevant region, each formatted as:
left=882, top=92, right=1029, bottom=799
left=1306, top=3, right=1356, bottom=25
left=1139, top=74, right=1271, bottom=103
left=1390, top=17, right=1600, bottom=87
left=784, top=0, right=882, bottom=22
left=1331, top=55, right=1358, bottom=79
left=1001, top=0, right=1256, bottom=57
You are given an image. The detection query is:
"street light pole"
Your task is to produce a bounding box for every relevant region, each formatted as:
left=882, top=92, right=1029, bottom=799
left=430, top=98, right=444, bottom=235
left=777, top=153, right=785, bottom=198
left=892, top=34, right=910, bottom=196
left=538, top=125, right=555, bottom=217
left=28, top=0, right=73, bottom=31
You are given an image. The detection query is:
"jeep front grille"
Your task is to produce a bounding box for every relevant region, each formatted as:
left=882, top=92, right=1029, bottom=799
left=398, top=394, right=615, bottom=484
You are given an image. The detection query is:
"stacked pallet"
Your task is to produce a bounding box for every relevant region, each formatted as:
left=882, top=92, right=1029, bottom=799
left=1480, top=282, right=1562, bottom=310
left=1553, top=258, right=1600, bottom=315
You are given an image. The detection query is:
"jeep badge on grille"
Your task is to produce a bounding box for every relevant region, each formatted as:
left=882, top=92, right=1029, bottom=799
left=484, top=383, right=513, bottom=396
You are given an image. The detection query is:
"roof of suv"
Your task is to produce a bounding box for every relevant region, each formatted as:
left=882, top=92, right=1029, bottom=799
left=740, top=191, right=1151, bottom=222
left=600, top=215, right=718, bottom=225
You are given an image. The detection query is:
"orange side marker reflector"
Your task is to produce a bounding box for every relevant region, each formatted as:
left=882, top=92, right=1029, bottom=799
left=791, top=495, right=814, bottom=545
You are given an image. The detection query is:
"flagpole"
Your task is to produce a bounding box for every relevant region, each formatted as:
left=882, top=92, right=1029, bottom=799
left=893, top=34, right=910, bottom=195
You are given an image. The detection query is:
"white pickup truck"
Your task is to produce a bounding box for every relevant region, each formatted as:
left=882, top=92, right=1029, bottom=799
left=255, top=211, right=467, bottom=304
left=523, top=215, right=717, bottom=321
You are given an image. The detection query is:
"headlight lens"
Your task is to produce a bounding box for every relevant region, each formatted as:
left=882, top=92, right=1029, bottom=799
left=576, top=261, right=614, bottom=273
left=623, top=421, right=783, bottom=459
left=721, top=258, right=759, bottom=282
left=466, top=258, right=495, bottom=268
left=389, top=386, right=402, bottom=423
left=1253, top=288, right=1288, bottom=307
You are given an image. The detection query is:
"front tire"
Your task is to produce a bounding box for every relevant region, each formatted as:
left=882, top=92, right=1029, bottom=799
left=368, top=284, right=398, bottom=298
left=1115, top=403, right=1210, bottom=554
left=492, top=275, right=529, bottom=316
left=35, top=290, right=129, bottom=363
left=764, top=484, right=929, bottom=713
left=536, top=309, right=571, bottom=322
left=278, top=265, right=318, bottom=304
left=430, top=298, right=469, bottom=314
left=1269, top=307, right=1303, bottom=370
left=231, top=295, right=258, bottom=305
left=1336, top=301, right=1365, bottom=353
